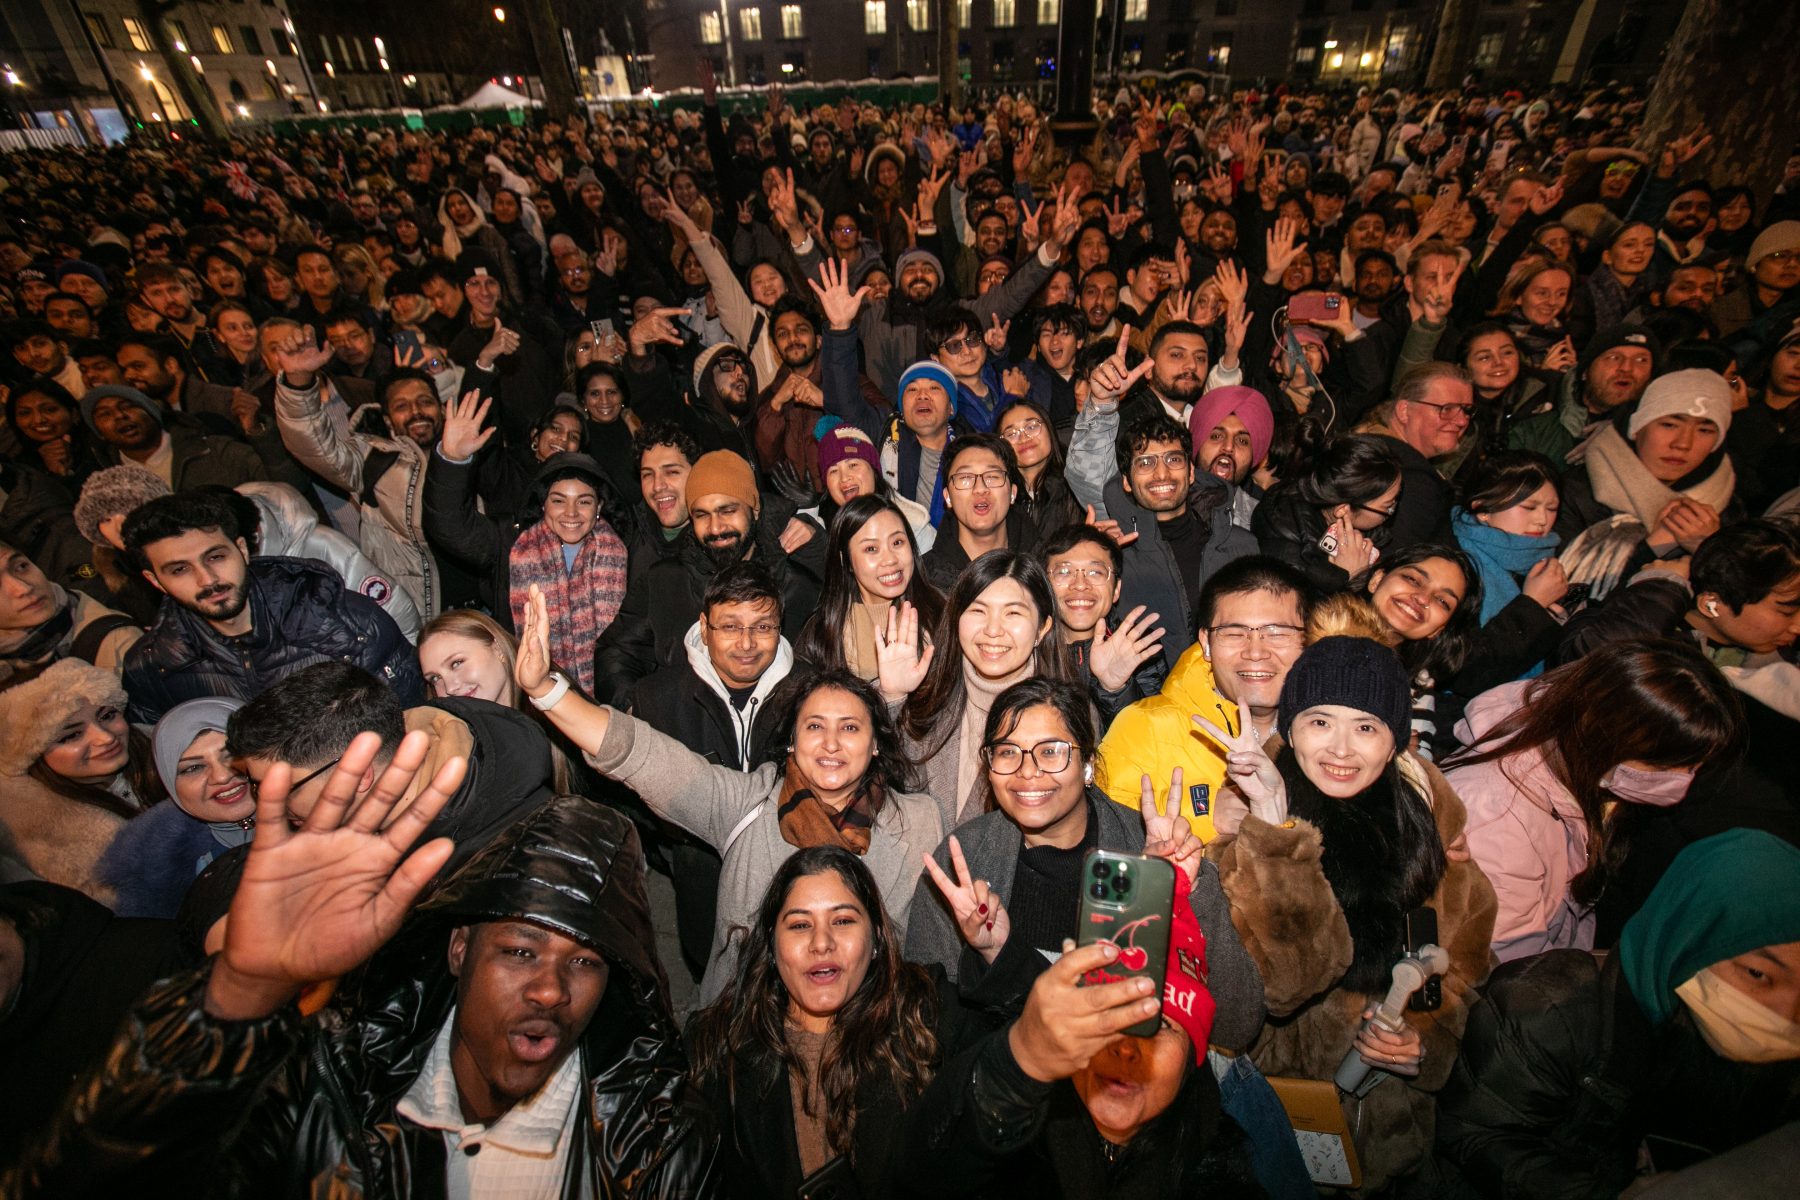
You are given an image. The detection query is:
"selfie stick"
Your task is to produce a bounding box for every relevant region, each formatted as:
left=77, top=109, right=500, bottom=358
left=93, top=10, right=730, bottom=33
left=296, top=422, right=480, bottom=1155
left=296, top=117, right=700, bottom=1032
left=1333, top=944, right=1450, bottom=1097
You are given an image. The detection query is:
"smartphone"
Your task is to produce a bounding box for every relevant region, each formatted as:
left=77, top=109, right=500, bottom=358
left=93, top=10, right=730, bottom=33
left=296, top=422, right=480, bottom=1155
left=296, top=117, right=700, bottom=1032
left=589, top=317, right=616, bottom=341
left=1560, top=582, right=1592, bottom=611
left=392, top=328, right=423, bottom=360
left=1076, top=850, right=1175, bottom=1038
left=1287, top=293, right=1342, bottom=324
left=1405, top=908, right=1443, bottom=1012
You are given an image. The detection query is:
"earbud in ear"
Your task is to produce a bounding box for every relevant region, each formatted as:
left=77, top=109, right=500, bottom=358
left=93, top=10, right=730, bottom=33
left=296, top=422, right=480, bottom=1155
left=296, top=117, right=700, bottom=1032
left=1705, top=601, right=1720, bottom=617
left=1083, top=761, right=1095, bottom=785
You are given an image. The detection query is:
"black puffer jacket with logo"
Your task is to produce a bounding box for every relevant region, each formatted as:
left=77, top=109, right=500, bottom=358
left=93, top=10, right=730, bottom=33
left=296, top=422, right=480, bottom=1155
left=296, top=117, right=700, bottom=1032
left=3, top=798, right=722, bottom=1198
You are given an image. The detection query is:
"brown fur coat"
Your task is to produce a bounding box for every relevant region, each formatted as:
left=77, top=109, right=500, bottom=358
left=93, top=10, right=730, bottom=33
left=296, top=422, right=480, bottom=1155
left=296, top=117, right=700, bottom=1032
left=1208, top=748, right=1498, bottom=1191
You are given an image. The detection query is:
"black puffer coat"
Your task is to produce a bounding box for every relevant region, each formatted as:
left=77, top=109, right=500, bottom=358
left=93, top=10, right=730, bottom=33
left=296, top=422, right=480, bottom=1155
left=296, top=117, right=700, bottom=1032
left=121, top=555, right=425, bottom=724
left=1250, top=483, right=1393, bottom=596
left=4, top=798, right=722, bottom=1198
left=1432, top=951, right=1800, bottom=1198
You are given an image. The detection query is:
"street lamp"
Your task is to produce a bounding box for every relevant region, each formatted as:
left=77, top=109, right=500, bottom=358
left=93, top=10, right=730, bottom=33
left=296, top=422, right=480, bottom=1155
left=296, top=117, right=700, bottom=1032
left=493, top=7, right=507, bottom=21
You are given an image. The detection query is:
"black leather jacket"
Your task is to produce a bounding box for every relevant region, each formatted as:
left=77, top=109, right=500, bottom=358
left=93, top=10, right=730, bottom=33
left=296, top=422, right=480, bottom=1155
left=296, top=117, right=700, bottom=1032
left=5, top=799, right=722, bottom=1199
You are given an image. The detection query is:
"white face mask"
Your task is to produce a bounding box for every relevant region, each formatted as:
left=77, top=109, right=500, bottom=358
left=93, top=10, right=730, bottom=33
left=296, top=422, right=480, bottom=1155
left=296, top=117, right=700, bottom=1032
left=432, top=363, right=465, bottom=408
left=1675, top=967, right=1800, bottom=1063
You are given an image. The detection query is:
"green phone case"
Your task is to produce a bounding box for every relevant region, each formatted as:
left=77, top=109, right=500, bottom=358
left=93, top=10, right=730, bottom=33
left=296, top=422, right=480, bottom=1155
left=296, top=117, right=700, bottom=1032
left=1074, top=850, right=1176, bottom=1038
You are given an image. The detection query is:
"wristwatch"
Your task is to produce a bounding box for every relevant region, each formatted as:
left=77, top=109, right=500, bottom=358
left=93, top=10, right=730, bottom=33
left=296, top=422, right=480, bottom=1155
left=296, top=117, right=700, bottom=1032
left=529, top=672, right=571, bottom=711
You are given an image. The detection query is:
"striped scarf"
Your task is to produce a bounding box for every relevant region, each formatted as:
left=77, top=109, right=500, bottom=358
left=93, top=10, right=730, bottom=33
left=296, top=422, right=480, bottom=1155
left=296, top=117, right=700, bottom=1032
left=507, top=518, right=628, bottom=698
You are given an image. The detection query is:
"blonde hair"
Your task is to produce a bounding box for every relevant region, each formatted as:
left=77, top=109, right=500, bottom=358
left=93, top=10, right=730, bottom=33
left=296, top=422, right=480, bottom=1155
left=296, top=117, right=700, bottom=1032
left=332, top=242, right=386, bottom=311
left=417, top=609, right=578, bottom=793
left=419, top=610, right=518, bottom=702
left=1306, top=593, right=1396, bottom=646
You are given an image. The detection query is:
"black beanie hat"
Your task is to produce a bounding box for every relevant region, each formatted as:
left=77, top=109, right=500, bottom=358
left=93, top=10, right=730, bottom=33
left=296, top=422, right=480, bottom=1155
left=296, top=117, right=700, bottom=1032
left=1277, top=636, right=1412, bottom=743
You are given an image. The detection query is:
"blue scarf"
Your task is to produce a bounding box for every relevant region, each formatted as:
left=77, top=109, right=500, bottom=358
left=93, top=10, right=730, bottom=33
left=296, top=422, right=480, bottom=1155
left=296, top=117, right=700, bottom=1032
left=1453, top=507, right=1560, bottom=625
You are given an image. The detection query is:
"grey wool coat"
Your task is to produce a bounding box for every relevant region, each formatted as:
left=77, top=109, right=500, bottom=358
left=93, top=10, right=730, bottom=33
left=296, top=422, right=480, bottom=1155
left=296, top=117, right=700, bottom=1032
left=903, top=790, right=1267, bottom=1053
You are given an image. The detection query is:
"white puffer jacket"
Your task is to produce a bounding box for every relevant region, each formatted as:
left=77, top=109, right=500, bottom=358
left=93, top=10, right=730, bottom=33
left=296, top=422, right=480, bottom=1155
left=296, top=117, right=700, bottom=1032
left=238, top=481, right=423, bottom=640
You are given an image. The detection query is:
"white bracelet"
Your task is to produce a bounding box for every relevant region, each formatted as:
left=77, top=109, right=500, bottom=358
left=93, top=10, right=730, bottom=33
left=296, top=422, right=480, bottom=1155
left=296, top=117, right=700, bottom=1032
left=529, top=673, right=571, bottom=711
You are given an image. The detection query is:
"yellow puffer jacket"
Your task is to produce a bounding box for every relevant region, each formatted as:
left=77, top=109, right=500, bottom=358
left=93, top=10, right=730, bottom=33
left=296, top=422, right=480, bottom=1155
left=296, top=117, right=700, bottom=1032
left=1095, top=641, right=1238, bottom=842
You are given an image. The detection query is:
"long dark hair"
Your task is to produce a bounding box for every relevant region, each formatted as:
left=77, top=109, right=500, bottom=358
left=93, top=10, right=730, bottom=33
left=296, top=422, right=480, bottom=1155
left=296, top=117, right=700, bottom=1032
left=1443, top=639, right=1742, bottom=905
left=796, top=496, right=944, bottom=673
left=901, top=550, right=1075, bottom=750
left=1357, top=543, right=1483, bottom=680
left=688, top=846, right=941, bottom=1157
left=757, top=666, right=916, bottom=796
left=1292, top=432, right=1404, bottom=511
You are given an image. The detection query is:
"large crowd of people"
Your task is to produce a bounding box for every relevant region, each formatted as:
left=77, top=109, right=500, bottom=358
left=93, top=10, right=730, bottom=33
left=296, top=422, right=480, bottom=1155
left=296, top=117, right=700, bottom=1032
left=1, top=70, right=1798, bottom=1197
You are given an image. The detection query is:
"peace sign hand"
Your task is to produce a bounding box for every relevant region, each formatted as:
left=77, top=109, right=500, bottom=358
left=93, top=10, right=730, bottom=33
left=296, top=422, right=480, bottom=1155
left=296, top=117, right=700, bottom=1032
left=873, top=600, right=935, bottom=701
left=1089, top=605, right=1165, bottom=693
left=984, top=314, right=1011, bottom=355
left=1087, top=325, right=1153, bottom=406
left=922, top=835, right=1011, bottom=963
left=1190, top=711, right=1286, bottom=826
left=1141, top=768, right=1204, bottom=886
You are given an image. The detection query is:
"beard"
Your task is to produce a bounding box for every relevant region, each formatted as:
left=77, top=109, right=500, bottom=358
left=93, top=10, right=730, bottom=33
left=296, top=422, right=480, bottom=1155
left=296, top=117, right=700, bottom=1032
left=702, top=530, right=748, bottom=569
left=190, top=582, right=249, bottom=623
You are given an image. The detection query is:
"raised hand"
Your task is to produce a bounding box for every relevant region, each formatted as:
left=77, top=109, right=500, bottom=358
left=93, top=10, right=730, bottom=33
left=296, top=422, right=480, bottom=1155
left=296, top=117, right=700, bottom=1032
left=1221, top=302, right=1252, bottom=369
left=273, top=328, right=335, bottom=385
left=439, top=390, right=496, bottom=462
left=1322, top=509, right=1378, bottom=574
left=769, top=168, right=802, bottom=235
left=1141, top=768, right=1203, bottom=885
left=984, top=314, right=1011, bottom=355
left=1189, top=710, right=1286, bottom=825
left=1527, top=179, right=1565, bottom=217
left=1658, top=124, right=1713, bottom=177
left=1042, top=181, right=1082, bottom=255
left=1012, top=126, right=1038, bottom=175
left=1084, top=502, right=1140, bottom=549
left=1002, top=366, right=1031, bottom=398
left=1008, top=939, right=1160, bottom=1083
left=1089, top=605, right=1166, bottom=693
left=806, top=256, right=870, bottom=331
left=661, top=192, right=701, bottom=239
left=514, top=582, right=555, bottom=697
left=204, top=729, right=460, bottom=1020
left=1263, top=216, right=1309, bottom=285
left=1086, top=325, right=1154, bottom=407
left=916, top=165, right=950, bottom=215
left=1018, top=200, right=1043, bottom=253
left=921, top=836, right=1011, bottom=964
left=476, top=322, right=521, bottom=370
left=873, top=600, right=935, bottom=700
left=1214, top=258, right=1250, bottom=311
left=627, top=306, right=693, bottom=353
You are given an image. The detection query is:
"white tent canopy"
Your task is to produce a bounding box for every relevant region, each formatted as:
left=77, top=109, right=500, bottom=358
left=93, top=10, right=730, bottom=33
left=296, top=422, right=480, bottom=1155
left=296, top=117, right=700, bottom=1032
left=457, top=82, right=540, bottom=109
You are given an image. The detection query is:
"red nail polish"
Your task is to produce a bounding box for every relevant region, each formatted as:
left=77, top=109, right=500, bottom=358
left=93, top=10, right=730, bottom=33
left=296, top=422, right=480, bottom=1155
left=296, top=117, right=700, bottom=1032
left=978, top=903, right=987, bottom=915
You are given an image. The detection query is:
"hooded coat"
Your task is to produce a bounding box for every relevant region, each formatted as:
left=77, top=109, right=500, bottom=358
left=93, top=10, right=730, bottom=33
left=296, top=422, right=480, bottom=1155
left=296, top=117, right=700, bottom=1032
left=2, top=797, right=723, bottom=1198
left=1433, top=830, right=1800, bottom=1198
left=1102, top=472, right=1260, bottom=671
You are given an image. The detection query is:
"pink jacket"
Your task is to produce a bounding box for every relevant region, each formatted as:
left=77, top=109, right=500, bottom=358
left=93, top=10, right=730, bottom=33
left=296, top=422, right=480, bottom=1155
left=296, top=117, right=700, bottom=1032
left=1444, top=681, right=1594, bottom=962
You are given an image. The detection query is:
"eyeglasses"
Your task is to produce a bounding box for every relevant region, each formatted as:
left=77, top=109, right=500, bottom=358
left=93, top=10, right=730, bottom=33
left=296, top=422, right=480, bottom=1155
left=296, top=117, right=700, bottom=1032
left=708, top=620, right=780, bottom=640
left=937, top=335, right=982, bottom=356
left=832, top=223, right=860, bottom=235
left=1406, top=397, right=1475, bottom=422
left=249, top=756, right=342, bottom=803
left=1131, top=451, right=1190, bottom=472
left=1001, top=418, right=1045, bottom=442
left=1207, top=623, right=1304, bottom=649
left=984, top=738, right=1075, bottom=775
left=949, top=470, right=1009, bottom=491
left=418, top=355, right=451, bottom=374
left=1050, top=563, right=1112, bottom=582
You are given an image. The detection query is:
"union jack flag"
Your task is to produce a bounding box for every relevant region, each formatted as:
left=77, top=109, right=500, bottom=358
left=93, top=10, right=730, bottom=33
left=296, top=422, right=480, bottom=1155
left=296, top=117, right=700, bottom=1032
left=224, top=161, right=260, bottom=201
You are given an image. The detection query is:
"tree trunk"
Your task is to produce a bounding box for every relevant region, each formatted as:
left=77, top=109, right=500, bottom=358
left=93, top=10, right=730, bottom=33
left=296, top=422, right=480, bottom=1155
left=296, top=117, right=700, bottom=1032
left=937, top=0, right=960, bottom=108
left=520, top=0, right=580, bottom=117
left=1424, top=0, right=1479, bottom=91
left=1637, top=0, right=1800, bottom=210
left=139, top=0, right=227, bottom=141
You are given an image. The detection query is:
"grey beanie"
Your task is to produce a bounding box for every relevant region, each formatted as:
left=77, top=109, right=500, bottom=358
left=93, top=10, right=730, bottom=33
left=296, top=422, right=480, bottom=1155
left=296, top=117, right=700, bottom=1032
left=79, top=384, right=163, bottom=435
left=894, top=246, right=944, bottom=284
left=151, top=696, right=244, bottom=806
left=1278, top=636, right=1413, bottom=744
left=73, top=464, right=172, bottom=545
